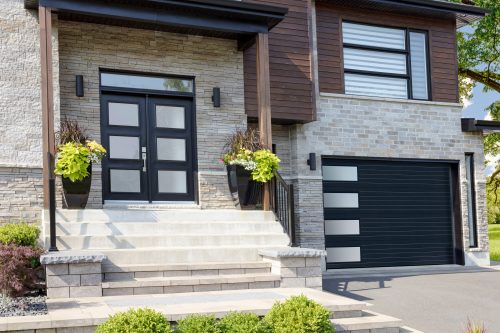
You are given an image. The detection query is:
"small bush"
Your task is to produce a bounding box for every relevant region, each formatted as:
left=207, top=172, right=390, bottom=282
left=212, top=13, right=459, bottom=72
left=218, top=312, right=270, bottom=333
left=96, top=308, right=173, bottom=333
left=264, top=295, right=333, bottom=333
left=0, top=223, right=40, bottom=247
left=464, top=320, right=486, bottom=333
left=0, top=244, right=44, bottom=297
left=176, top=314, right=220, bottom=333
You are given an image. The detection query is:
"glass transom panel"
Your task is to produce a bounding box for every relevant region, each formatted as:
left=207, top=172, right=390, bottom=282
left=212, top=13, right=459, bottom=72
left=158, top=170, right=187, bottom=193
left=108, top=102, right=139, bottom=127
left=101, top=73, right=193, bottom=93
left=157, top=138, right=186, bottom=161
left=156, top=106, right=185, bottom=129
left=109, top=136, right=140, bottom=160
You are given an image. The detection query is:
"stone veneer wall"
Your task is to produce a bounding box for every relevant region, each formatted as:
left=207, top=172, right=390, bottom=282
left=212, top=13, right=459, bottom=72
left=0, top=1, right=60, bottom=222
left=58, top=21, right=246, bottom=208
left=288, top=93, right=489, bottom=265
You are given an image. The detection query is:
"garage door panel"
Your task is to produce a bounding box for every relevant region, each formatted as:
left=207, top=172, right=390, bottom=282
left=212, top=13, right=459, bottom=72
left=323, top=158, right=456, bottom=269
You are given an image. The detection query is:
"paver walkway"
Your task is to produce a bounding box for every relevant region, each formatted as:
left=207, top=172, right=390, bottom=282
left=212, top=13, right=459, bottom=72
left=0, top=288, right=366, bottom=332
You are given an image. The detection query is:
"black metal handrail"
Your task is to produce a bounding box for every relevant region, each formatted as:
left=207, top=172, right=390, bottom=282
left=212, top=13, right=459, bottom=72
left=270, top=172, right=296, bottom=246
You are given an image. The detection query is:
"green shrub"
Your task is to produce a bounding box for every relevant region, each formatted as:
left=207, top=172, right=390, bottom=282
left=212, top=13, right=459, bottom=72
left=0, top=223, right=40, bottom=247
left=218, top=312, right=270, bottom=333
left=264, top=295, right=333, bottom=333
left=176, top=314, right=220, bottom=333
left=96, top=308, right=173, bottom=333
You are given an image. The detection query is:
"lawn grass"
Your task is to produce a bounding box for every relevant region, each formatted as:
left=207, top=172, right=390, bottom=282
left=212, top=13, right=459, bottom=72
left=488, top=224, right=500, bottom=262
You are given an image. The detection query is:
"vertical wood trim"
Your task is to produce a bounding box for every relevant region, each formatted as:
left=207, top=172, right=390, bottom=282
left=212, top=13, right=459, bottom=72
left=40, top=6, right=55, bottom=209
left=309, top=0, right=320, bottom=121
left=256, top=32, right=272, bottom=211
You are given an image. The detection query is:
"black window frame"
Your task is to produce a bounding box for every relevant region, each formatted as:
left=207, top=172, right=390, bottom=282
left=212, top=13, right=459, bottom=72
left=465, top=153, right=479, bottom=248
left=341, top=20, right=432, bottom=101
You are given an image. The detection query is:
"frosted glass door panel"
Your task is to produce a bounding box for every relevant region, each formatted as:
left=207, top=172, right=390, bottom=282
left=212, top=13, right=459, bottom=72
left=110, top=169, right=141, bottom=193
left=158, top=170, right=187, bottom=193
left=157, top=138, right=186, bottom=161
left=109, top=136, right=140, bottom=160
left=156, top=106, right=185, bottom=129
left=108, top=103, right=139, bottom=127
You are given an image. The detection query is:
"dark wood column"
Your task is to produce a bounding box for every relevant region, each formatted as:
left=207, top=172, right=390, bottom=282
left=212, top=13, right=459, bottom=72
left=40, top=6, right=55, bottom=209
left=256, top=33, right=272, bottom=211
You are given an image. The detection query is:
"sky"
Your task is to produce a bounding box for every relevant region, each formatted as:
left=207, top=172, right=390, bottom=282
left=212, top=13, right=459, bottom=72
left=462, top=84, right=499, bottom=175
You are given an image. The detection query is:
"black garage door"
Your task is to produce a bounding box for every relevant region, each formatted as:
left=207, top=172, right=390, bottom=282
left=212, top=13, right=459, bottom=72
left=323, top=157, right=459, bottom=269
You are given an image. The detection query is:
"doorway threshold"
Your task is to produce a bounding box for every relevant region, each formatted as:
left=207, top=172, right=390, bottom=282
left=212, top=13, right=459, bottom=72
left=103, top=200, right=200, bottom=210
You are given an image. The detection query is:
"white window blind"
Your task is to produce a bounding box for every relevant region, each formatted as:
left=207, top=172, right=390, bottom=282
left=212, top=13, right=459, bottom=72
left=410, top=32, right=429, bottom=100
left=342, top=22, right=406, bottom=50
left=345, top=74, right=408, bottom=99
left=344, top=48, right=407, bottom=75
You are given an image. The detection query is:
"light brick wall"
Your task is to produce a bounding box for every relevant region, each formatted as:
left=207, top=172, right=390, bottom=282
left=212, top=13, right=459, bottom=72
left=288, top=93, right=488, bottom=263
left=58, top=21, right=246, bottom=208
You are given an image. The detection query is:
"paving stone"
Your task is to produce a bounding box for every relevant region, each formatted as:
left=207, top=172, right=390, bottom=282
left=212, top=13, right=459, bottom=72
left=69, top=286, right=102, bottom=298
left=134, top=287, right=164, bottom=295
left=80, top=274, right=102, bottom=286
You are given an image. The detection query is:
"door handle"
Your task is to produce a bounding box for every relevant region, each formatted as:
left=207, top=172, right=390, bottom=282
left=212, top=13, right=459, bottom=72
left=141, top=147, right=147, bottom=172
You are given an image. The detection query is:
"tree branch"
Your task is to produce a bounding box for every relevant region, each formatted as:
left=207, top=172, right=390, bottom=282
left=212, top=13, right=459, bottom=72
left=459, top=68, right=500, bottom=92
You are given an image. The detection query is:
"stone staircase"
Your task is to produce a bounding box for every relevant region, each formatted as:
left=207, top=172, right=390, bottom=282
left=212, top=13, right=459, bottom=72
left=43, top=208, right=289, bottom=296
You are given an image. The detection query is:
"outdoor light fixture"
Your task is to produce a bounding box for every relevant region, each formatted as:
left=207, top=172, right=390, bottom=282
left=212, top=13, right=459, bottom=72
left=307, top=153, right=317, bottom=171
left=212, top=87, right=221, bottom=107
left=76, top=75, right=84, bottom=97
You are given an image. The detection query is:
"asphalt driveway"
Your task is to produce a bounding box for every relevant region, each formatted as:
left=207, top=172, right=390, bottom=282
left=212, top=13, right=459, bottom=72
left=323, top=264, right=500, bottom=333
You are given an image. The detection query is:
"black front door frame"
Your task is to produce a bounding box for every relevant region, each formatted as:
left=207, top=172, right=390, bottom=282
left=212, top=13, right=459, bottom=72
left=99, top=69, right=198, bottom=204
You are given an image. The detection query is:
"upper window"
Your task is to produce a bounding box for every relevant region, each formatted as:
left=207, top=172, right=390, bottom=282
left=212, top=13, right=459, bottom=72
left=342, top=22, right=429, bottom=100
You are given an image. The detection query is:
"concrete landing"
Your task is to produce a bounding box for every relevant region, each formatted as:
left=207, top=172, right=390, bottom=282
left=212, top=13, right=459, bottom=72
left=0, top=288, right=368, bottom=332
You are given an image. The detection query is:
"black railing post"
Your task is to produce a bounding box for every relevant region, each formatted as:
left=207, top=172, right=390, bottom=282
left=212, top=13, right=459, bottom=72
left=288, top=184, right=297, bottom=247
left=48, top=152, right=58, bottom=252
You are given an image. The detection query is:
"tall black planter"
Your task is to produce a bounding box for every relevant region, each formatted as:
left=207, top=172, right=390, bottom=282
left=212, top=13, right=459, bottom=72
left=226, top=165, right=262, bottom=209
left=61, top=166, right=92, bottom=209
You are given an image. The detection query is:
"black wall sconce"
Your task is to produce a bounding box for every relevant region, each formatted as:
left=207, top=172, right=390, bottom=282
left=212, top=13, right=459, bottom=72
left=76, top=75, right=84, bottom=97
left=212, top=87, right=221, bottom=107
left=307, top=153, right=317, bottom=171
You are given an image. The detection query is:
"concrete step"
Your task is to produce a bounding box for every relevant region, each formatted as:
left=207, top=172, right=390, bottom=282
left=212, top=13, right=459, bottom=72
left=103, top=261, right=272, bottom=280
left=51, top=209, right=276, bottom=223
left=45, top=221, right=285, bottom=236
left=85, top=246, right=276, bottom=265
left=331, top=310, right=403, bottom=333
left=102, top=261, right=272, bottom=274
left=101, top=273, right=281, bottom=296
left=49, top=233, right=290, bottom=250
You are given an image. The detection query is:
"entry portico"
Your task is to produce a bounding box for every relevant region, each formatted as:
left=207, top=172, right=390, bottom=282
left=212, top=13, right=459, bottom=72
left=30, top=0, right=287, bottom=210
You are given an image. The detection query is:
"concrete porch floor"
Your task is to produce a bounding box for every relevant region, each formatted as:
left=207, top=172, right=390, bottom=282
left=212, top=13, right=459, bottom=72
left=0, top=288, right=368, bottom=332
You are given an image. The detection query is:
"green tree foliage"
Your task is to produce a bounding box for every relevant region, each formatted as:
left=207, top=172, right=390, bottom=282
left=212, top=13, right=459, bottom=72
left=450, top=1, right=500, bottom=214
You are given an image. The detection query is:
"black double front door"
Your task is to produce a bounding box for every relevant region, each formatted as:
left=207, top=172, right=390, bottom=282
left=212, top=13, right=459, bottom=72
left=101, top=94, right=195, bottom=202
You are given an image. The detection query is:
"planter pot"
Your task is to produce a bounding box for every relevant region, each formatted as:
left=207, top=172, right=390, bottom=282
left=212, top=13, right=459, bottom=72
left=226, top=165, right=262, bottom=209
left=61, top=166, right=92, bottom=209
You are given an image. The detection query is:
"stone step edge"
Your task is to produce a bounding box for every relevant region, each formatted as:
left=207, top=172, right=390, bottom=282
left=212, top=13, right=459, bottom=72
left=48, top=233, right=287, bottom=238
left=331, top=310, right=403, bottom=332
left=45, top=221, right=280, bottom=226
left=102, top=261, right=272, bottom=273
left=102, top=273, right=281, bottom=288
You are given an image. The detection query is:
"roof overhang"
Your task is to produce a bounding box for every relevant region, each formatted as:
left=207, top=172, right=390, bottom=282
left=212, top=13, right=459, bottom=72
left=24, top=0, right=288, bottom=50
left=318, top=0, right=488, bottom=28
left=462, top=118, right=500, bottom=132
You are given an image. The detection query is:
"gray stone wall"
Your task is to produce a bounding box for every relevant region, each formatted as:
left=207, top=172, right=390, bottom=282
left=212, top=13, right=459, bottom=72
left=0, top=167, right=43, bottom=222
left=58, top=21, right=246, bottom=208
left=288, top=93, right=489, bottom=264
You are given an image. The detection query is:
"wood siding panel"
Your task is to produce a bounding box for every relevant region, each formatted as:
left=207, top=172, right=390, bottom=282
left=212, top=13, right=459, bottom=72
left=316, top=2, right=459, bottom=103
left=244, top=0, right=314, bottom=123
